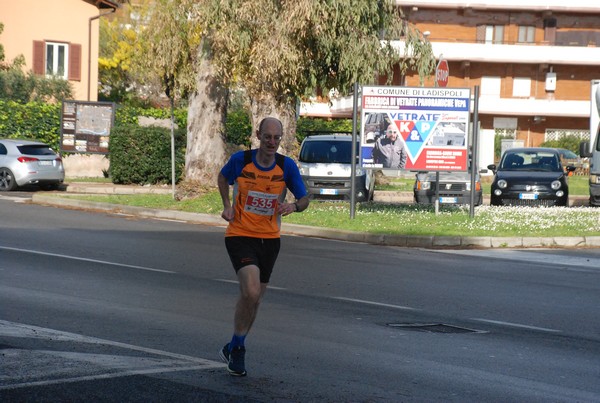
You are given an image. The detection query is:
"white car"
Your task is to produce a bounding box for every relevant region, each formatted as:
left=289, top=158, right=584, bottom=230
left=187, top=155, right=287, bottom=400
left=0, top=139, right=65, bottom=191
left=298, top=134, right=374, bottom=202
left=414, top=171, right=483, bottom=206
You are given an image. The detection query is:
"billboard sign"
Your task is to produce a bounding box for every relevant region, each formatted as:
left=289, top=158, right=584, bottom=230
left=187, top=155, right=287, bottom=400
left=360, top=86, right=471, bottom=171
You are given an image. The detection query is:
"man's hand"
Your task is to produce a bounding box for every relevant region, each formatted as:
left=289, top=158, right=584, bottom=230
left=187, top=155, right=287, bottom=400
left=278, top=202, right=297, bottom=216
left=221, top=206, right=235, bottom=222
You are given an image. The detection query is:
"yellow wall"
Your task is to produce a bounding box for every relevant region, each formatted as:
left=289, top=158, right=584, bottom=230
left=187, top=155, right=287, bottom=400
left=0, top=0, right=107, bottom=101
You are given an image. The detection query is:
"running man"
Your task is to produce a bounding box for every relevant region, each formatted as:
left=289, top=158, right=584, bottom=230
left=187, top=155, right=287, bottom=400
left=217, top=116, right=309, bottom=376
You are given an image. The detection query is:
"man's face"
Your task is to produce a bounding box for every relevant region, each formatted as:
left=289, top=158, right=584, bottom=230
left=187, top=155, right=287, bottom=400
left=386, top=128, right=399, bottom=141
left=258, top=120, right=283, bottom=155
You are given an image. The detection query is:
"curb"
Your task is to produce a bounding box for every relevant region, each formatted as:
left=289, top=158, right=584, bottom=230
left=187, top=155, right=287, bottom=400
left=31, top=194, right=600, bottom=249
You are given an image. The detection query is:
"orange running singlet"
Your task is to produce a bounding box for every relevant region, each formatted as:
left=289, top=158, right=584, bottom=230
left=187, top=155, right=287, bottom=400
left=224, top=151, right=289, bottom=238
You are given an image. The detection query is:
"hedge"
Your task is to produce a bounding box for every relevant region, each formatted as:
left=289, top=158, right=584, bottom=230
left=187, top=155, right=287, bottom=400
left=0, top=100, right=188, bottom=152
left=109, top=124, right=186, bottom=185
left=0, top=100, right=61, bottom=147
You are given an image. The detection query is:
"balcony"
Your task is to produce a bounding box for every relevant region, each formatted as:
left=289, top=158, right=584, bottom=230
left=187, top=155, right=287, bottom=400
left=395, top=0, right=599, bottom=13
left=421, top=40, right=600, bottom=66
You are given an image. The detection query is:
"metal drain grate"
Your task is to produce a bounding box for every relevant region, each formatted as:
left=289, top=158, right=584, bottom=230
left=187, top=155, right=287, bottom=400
left=387, top=323, right=485, bottom=334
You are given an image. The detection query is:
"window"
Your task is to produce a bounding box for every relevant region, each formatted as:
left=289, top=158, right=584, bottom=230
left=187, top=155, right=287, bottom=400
left=481, top=76, right=501, bottom=97
left=512, top=77, right=531, bottom=97
left=476, top=25, right=504, bottom=44
left=495, top=128, right=517, bottom=138
left=544, top=17, right=557, bottom=44
left=33, top=41, right=81, bottom=81
left=518, top=26, right=535, bottom=43
left=45, top=42, right=68, bottom=79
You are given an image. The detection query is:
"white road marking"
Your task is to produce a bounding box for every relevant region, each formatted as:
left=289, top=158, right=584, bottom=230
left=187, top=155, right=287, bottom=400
left=431, top=249, right=600, bottom=271
left=0, top=320, right=225, bottom=390
left=0, top=245, right=175, bottom=274
left=472, top=318, right=561, bottom=333
left=333, top=296, right=420, bottom=311
left=0, top=195, right=28, bottom=202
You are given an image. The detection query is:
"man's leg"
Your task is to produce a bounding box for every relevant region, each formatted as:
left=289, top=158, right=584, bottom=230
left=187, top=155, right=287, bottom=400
left=220, top=264, right=267, bottom=376
left=234, top=264, right=268, bottom=336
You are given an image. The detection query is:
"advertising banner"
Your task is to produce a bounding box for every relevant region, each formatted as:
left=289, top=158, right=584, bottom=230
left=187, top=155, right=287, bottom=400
left=361, top=86, right=471, bottom=171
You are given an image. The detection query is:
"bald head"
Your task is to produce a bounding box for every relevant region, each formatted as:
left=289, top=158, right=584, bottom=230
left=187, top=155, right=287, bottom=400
left=258, top=117, right=283, bottom=136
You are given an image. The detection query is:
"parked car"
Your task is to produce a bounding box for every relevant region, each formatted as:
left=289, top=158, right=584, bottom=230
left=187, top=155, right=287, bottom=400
left=487, top=147, right=576, bottom=207
left=298, top=133, right=374, bottom=202
left=555, top=148, right=578, bottom=160
left=413, top=171, right=483, bottom=206
left=554, top=147, right=586, bottom=175
left=0, top=139, right=65, bottom=191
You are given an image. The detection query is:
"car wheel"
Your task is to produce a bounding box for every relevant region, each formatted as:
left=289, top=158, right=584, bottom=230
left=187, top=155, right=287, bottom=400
left=0, top=168, right=17, bottom=191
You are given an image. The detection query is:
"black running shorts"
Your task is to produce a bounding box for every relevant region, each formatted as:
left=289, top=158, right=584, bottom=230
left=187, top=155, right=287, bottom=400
left=224, top=236, right=281, bottom=283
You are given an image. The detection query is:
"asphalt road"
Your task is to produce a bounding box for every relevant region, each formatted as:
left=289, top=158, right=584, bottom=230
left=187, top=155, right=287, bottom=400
left=1, top=198, right=600, bottom=402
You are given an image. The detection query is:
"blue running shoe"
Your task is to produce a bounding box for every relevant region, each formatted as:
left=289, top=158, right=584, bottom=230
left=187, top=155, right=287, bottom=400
left=219, top=343, right=247, bottom=376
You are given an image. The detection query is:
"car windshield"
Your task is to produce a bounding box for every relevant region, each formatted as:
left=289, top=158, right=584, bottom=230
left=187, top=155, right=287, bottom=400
left=17, top=144, right=56, bottom=156
left=299, top=140, right=355, bottom=164
left=500, top=151, right=561, bottom=172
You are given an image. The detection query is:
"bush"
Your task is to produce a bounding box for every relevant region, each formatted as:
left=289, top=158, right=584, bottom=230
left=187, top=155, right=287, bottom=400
left=540, top=135, right=582, bottom=153
left=225, top=107, right=252, bottom=147
left=0, top=56, right=73, bottom=103
left=109, top=124, right=186, bottom=185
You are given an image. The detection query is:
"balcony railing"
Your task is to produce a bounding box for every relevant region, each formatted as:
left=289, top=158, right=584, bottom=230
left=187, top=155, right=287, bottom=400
left=391, top=40, right=600, bottom=66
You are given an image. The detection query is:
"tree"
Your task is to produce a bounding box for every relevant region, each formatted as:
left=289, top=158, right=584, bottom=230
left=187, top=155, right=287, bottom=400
left=185, top=0, right=436, bottom=182
left=136, top=0, right=201, bottom=197
left=185, top=45, right=230, bottom=184
left=98, top=16, right=140, bottom=103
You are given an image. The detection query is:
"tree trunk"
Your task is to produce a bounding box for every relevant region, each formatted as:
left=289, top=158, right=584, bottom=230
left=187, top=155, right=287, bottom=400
left=184, top=50, right=229, bottom=185
left=250, top=95, right=299, bottom=157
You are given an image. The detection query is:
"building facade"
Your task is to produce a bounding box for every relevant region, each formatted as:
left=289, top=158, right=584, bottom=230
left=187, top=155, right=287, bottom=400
left=0, top=0, right=119, bottom=102
left=300, top=1, right=600, bottom=169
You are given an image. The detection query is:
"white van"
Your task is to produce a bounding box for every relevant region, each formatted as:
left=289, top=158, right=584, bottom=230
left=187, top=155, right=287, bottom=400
left=297, top=134, right=374, bottom=202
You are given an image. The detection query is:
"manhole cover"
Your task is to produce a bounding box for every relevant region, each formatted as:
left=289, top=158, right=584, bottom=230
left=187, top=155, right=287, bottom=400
left=387, top=323, right=485, bottom=334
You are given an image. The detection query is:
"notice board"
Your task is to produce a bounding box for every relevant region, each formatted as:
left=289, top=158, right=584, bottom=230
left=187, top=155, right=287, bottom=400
left=61, top=101, right=115, bottom=154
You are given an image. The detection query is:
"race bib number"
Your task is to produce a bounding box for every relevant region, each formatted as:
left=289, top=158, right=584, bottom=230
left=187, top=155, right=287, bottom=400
left=244, top=191, right=279, bottom=215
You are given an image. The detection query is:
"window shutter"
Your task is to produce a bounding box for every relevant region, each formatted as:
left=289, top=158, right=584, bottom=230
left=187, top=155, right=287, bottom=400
left=68, top=43, right=82, bottom=81
left=475, top=25, right=485, bottom=43
left=33, top=41, right=45, bottom=75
